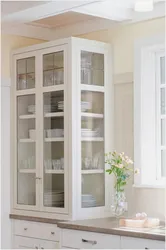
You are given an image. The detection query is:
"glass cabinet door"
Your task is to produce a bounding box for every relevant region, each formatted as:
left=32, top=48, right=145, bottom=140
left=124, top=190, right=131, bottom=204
left=80, top=51, right=105, bottom=208
left=42, top=48, right=66, bottom=210
left=43, top=91, right=65, bottom=208
left=17, top=94, right=36, bottom=206
left=43, top=51, right=64, bottom=87
left=17, top=57, right=35, bottom=90
left=81, top=51, right=104, bottom=86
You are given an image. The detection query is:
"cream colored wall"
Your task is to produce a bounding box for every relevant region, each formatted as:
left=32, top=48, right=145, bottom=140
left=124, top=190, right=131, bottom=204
left=81, top=17, right=165, bottom=220
left=1, top=34, right=45, bottom=78
left=81, top=17, right=165, bottom=74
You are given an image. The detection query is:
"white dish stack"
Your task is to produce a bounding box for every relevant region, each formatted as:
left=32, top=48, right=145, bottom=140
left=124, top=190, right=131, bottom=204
left=57, top=101, right=64, bottom=111
left=82, top=194, right=96, bottom=208
left=28, top=105, right=35, bottom=114
left=44, top=191, right=64, bottom=207
left=81, top=101, right=92, bottom=112
left=81, top=128, right=99, bottom=137
left=46, top=129, right=64, bottom=138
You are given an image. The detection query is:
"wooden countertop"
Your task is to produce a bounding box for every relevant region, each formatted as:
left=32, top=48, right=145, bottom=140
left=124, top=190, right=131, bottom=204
left=9, top=214, right=64, bottom=224
left=10, top=214, right=165, bottom=241
left=57, top=217, right=165, bottom=242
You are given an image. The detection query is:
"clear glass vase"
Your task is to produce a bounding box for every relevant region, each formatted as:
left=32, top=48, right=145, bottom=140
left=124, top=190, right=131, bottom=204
left=111, top=191, right=126, bottom=217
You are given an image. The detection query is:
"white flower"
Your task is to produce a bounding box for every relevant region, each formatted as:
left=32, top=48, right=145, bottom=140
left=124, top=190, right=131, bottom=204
left=135, top=168, right=140, bottom=174
left=116, top=163, right=124, bottom=169
left=127, top=159, right=133, bottom=164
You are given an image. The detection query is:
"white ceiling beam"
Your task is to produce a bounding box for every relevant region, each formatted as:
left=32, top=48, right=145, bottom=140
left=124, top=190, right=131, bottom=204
left=73, top=1, right=132, bottom=21
left=2, top=18, right=118, bottom=41
left=1, top=0, right=102, bottom=28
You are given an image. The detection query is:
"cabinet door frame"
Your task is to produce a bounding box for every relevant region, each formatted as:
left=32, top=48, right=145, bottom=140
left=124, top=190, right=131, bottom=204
left=37, top=45, right=69, bottom=214
left=71, top=39, right=113, bottom=219
left=12, top=51, right=40, bottom=211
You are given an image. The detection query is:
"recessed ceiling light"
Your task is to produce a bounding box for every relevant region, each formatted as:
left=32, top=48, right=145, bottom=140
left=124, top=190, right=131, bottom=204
left=134, top=0, right=154, bottom=12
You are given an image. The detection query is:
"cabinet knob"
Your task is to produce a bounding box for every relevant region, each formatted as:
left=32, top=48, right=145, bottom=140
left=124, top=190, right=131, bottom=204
left=145, top=248, right=149, bottom=249
left=51, top=232, right=55, bottom=235
left=24, top=228, right=27, bottom=231
left=82, top=239, right=97, bottom=245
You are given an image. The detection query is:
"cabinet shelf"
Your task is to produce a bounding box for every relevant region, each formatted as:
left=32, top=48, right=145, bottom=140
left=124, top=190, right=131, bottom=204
left=45, top=137, right=64, bottom=142
left=44, top=112, right=64, bottom=118
left=45, top=170, right=64, bottom=174
left=19, top=114, right=35, bottom=119
left=19, top=139, right=35, bottom=143
left=81, top=113, right=104, bottom=118
left=45, top=169, right=104, bottom=174
left=82, top=169, right=104, bottom=174
left=43, top=67, right=64, bottom=72
left=45, top=170, right=104, bottom=174
left=18, top=169, right=36, bottom=174
left=81, top=137, right=104, bottom=142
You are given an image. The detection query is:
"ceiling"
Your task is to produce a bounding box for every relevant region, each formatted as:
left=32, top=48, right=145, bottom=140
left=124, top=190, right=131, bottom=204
left=1, top=1, right=50, bottom=17
left=30, top=11, right=99, bottom=29
left=1, top=0, right=165, bottom=40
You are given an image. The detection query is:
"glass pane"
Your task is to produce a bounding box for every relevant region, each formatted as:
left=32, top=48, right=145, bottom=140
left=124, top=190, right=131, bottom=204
left=161, top=150, right=166, bottom=177
left=43, top=51, right=64, bottom=87
left=17, top=57, right=35, bottom=90
left=161, top=88, right=166, bottom=115
left=17, top=95, right=36, bottom=206
left=81, top=51, right=104, bottom=86
left=161, top=119, right=166, bottom=146
left=27, top=57, right=35, bottom=73
left=160, top=57, right=165, bottom=85
left=43, top=91, right=64, bottom=208
left=81, top=91, right=105, bottom=208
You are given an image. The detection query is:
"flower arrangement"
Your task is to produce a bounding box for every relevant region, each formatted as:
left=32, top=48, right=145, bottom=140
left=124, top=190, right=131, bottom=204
left=105, top=151, right=138, bottom=192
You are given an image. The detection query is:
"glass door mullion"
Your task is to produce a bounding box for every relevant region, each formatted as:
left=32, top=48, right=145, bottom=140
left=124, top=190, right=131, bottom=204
left=16, top=93, right=38, bottom=210
left=14, top=52, right=39, bottom=211
left=80, top=50, right=105, bottom=210
left=40, top=46, right=68, bottom=213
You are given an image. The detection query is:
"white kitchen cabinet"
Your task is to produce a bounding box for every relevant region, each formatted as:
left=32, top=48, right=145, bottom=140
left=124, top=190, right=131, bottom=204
left=61, top=229, right=120, bottom=249
left=121, top=236, right=165, bottom=249
left=11, top=37, right=113, bottom=220
left=13, top=236, right=59, bottom=249
left=59, top=228, right=165, bottom=250
left=13, top=220, right=60, bottom=241
left=12, top=220, right=60, bottom=249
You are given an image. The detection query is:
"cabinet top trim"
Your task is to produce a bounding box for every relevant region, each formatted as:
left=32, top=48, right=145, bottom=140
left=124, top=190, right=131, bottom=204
left=11, top=37, right=111, bottom=56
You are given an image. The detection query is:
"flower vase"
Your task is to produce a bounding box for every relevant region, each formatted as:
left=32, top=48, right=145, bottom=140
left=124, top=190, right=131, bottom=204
left=111, top=191, right=126, bottom=218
